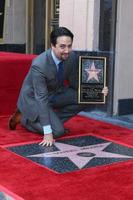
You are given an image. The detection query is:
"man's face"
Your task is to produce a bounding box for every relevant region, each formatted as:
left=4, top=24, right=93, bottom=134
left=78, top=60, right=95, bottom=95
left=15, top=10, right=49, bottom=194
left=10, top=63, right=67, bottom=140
left=51, top=36, right=73, bottom=61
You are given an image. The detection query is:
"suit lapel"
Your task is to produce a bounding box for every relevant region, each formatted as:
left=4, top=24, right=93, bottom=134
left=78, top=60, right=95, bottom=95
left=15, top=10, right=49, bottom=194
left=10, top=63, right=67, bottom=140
left=47, top=49, right=58, bottom=74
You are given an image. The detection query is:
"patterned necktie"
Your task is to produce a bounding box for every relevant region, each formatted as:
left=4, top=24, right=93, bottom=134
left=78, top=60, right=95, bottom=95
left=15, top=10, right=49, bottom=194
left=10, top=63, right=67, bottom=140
left=57, top=61, right=64, bottom=85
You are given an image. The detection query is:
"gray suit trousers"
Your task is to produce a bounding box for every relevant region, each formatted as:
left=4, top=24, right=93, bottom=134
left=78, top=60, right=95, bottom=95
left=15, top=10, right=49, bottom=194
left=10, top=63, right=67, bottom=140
left=21, top=88, right=87, bottom=138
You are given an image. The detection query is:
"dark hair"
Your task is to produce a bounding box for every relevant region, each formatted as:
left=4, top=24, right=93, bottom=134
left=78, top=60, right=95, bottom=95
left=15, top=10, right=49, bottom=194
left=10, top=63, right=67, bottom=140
left=50, top=27, right=74, bottom=46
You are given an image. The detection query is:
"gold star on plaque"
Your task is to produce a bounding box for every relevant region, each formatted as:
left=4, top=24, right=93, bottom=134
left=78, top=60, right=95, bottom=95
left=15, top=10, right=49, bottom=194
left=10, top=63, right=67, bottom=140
left=85, top=62, right=101, bottom=82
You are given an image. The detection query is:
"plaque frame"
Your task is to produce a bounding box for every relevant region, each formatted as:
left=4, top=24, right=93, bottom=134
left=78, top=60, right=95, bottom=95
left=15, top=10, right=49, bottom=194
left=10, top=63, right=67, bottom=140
left=78, top=56, right=107, bottom=104
left=0, top=0, right=5, bottom=42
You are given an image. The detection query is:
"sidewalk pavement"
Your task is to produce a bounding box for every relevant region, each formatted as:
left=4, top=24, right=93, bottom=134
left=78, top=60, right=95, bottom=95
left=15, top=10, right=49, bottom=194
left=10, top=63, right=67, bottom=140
left=80, top=111, right=133, bottom=129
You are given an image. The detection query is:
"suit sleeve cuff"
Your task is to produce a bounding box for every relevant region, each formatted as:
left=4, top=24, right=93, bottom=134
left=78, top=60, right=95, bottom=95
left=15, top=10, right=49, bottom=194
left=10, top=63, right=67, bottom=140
left=43, top=125, right=52, bottom=134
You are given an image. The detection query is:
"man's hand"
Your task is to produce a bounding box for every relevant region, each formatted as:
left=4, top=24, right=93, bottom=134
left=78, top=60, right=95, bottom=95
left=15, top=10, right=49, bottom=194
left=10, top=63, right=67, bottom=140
left=39, top=133, right=54, bottom=147
left=102, top=86, right=108, bottom=96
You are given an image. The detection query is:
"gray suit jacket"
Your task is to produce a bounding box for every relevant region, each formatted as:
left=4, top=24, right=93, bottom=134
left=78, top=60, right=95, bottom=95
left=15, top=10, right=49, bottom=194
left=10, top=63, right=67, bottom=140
left=17, top=48, right=78, bottom=127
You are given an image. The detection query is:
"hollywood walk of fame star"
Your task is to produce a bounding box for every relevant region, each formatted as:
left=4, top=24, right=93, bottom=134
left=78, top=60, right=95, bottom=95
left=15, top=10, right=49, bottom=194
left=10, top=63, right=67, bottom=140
left=0, top=192, right=14, bottom=200
left=85, top=61, right=101, bottom=82
left=28, top=142, right=133, bottom=169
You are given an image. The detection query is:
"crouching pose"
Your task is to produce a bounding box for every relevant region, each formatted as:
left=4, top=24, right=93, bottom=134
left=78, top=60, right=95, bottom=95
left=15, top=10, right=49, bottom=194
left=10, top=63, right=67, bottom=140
left=9, top=27, right=108, bottom=146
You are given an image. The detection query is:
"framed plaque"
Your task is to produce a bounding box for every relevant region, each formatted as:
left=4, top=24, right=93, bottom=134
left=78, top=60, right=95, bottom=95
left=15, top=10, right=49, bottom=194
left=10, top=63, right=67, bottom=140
left=0, top=0, right=5, bottom=41
left=78, top=56, right=107, bottom=104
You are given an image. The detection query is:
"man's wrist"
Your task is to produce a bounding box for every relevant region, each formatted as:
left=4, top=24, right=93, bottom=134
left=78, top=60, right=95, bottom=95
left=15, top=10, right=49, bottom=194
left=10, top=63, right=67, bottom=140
left=43, top=125, right=52, bottom=135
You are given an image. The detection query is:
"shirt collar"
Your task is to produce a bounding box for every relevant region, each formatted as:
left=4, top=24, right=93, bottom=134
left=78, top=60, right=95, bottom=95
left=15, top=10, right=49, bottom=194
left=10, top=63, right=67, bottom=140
left=51, top=50, right=61, bottom=66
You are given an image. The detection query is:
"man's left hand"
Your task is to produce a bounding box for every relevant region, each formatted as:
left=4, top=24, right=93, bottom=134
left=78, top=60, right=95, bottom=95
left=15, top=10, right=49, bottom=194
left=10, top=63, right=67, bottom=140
left=102, top=86, right=108, bottom=96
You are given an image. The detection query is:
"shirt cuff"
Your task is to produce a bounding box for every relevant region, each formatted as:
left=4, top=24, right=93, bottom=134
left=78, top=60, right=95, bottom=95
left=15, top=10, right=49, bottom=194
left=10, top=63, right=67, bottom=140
left=43, top=125, right=52, bottom=135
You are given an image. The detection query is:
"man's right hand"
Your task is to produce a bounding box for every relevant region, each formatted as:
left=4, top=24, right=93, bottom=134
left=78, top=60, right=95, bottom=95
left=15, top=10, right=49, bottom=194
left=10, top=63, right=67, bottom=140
left=39, top=133, right=54, bottom=147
